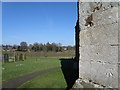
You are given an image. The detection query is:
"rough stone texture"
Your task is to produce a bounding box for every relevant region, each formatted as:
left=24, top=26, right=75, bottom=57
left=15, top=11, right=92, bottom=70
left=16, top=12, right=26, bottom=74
left=118, top=4, right=120, bottom=89
left=72, top=78, right=105, bottom=88
left=77, top=1, right=119, bottom=88
left=79, top=2, right=119, bottom=30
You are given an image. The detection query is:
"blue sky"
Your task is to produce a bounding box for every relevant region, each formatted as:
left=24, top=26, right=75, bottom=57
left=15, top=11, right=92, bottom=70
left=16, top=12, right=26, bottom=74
left=2, top=2, right=77, bottom=46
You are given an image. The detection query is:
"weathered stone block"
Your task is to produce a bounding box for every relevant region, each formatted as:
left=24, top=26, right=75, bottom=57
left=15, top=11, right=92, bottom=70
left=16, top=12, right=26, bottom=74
left=78, top=1, right=119, bottom=88
left=79, top=2, right=119, bottom=30
left=93, top=7, right=118, bottom=26
left=80, top=23, right=118, bottom=45
left=80, top=45, right=118, bottom=63
left=90, top=62, right=118, bottom=87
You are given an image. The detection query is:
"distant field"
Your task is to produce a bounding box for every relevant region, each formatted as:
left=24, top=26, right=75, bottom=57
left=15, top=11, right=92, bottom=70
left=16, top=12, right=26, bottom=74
left=3, top=50, right=75, bottom=58
left=18, top=68, right=67, bottom=88
left=28, top=50, right=75, bottom=58
left=2, top=57, right=61, bottom=82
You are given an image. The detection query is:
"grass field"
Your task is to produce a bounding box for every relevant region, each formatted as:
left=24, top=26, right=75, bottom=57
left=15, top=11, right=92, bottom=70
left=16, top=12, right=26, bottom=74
left=2, top=57, right=61, bottom=82
left=18, top=68, right=67, bottom=88
left=2, top=50, right=75, bottom=88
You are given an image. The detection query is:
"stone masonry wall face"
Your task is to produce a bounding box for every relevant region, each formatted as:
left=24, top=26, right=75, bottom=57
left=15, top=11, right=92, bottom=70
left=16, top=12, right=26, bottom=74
left=79, top=2, right=119, bottom=88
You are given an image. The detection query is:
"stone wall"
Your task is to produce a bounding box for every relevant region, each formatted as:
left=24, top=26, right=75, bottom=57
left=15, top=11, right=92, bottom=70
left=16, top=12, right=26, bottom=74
left=75, top=1, right=119, bottom=88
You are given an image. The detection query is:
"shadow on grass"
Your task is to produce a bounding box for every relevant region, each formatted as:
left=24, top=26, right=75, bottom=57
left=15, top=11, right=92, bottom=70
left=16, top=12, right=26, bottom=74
left=59, top=58, right=79, bottom=90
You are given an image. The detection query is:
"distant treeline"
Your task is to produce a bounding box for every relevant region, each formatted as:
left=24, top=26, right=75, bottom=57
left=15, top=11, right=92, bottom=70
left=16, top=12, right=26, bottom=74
left=2, top=42, right=75, bottom=52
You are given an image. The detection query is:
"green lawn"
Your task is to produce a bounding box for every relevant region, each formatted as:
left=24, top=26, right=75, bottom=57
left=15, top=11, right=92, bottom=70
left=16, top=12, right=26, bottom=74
left=18, top=68, right=67, bottom=88
left=2, top=57, right=61, bottom=82
left=3, top=50, right=75, bottom=88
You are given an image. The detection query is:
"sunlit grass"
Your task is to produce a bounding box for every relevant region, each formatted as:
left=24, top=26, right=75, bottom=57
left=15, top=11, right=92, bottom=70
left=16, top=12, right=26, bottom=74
left=2, top=57, right=61, bottom=82
left=18, top=68, right=67, bottom=88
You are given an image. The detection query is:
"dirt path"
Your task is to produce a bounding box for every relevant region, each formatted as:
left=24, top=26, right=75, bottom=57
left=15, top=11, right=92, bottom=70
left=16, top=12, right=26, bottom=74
left=2, top=67, right=60, bottom=88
